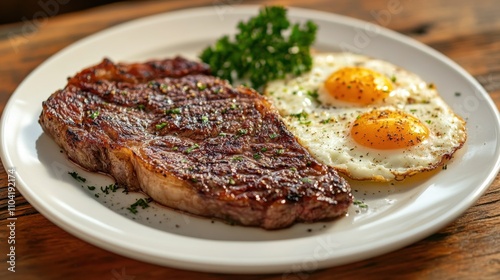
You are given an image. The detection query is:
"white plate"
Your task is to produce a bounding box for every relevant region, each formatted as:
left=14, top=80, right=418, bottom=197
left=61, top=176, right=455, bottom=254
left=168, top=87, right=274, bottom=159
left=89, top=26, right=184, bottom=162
left=1, top=6, right=499, bottom=274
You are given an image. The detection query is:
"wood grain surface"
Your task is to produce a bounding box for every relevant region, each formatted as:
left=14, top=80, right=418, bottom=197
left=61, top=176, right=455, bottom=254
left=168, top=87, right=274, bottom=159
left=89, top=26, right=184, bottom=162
left=1, top=0, right=499, bottom=279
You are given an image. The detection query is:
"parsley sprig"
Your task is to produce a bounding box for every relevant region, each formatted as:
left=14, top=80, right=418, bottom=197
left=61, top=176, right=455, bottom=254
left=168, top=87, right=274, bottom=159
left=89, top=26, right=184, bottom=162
left=199, top=6, right=318, bottom=90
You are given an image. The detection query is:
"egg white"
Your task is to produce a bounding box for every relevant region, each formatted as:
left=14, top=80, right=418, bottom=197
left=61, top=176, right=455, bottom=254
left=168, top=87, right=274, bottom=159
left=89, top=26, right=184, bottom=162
left=264, top=52, right=467, bottom=181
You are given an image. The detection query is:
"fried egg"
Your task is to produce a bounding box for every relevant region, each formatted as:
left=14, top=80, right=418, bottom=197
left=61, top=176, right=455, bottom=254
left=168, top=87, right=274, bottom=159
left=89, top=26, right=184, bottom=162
left=264, top=52, right=467, bottom=182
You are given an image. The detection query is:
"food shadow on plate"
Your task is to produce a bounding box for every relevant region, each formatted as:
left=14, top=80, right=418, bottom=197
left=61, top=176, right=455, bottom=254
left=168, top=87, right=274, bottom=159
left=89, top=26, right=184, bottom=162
left=35, top=132, right=354, bottom=241
left=346, top=139, right=468, bottom=225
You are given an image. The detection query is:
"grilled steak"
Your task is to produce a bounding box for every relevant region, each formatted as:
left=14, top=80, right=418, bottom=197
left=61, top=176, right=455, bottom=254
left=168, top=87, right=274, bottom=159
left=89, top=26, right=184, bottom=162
left=39, top=56, right=352, bottom=229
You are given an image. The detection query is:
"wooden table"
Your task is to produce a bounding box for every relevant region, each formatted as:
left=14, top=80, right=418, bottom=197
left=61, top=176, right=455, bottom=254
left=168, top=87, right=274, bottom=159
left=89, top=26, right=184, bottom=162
left=1, top=0, right=499, bottom=279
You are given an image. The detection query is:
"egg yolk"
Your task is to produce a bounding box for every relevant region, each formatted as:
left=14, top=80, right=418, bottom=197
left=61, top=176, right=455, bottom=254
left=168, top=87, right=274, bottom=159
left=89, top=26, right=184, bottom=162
left=324, top=67, right=394, bottom=105
left=351, top=110, right=429, bottom=149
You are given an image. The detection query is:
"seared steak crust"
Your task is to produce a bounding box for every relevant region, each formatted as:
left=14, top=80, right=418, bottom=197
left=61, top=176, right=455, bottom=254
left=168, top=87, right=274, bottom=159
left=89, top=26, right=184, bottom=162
left=39, top=56, right=352, bottom=229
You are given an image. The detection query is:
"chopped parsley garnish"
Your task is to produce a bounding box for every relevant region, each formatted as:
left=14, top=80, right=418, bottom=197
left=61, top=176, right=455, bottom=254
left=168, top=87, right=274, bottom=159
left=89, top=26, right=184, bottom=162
left=269, top=133, right=279, bottom=139
left=260, top=147, right=268, bottom=152
left=391, top=75, right=397, bottom=83
left=201, top=115, right=209, bottom=123
left=228, top=178, right=236, bottom=185
left=232, top=155, right=244, bottom=162
left=88, top=111, right=99, bottom=120
left=100, top=186, right=109, bottom=194
left=306, top=89, right=319, bottom=102
left=237, top=128, right=248, bottom=135
left=276, top=148, right=285, bottom=155
left=353, top=200, right=368, bottom=209
left=197, top=82, right=207, bottom=90
left=290, top=111, right=311, bottom=125
left=320, top=118, right=332, bottom=124
left=253, top=153, right=262, bottom=160
left=156, top=122, right=167, bottom=130
left=69, top=171, right=121, bottom=195
left=127, top=198, right=150, bottom=214
left=159, top=84, right=169, bottom=93
left=185, top=144, right=200, bottom=154
left=165, top=107, right=181, bottom=114
left=100, top=184, right=118, bottom=194
left=68, top=171, right=86, bottom=183
left=137, top=104, right=145, bottom=111
left=199, top=6, right=318, bottom=90
left=301, top=177, right=312, bottom=183
left=213, top=87, right=222, bottom=94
